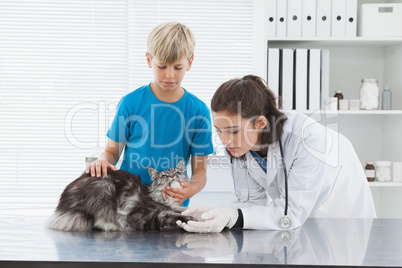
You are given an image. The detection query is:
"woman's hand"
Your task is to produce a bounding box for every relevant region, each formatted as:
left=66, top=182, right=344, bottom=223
left=163, top=181, right=194, bottom=204
left=177, top=207, right=238, bottom=233
left=85, top=159, right=116, bottom=177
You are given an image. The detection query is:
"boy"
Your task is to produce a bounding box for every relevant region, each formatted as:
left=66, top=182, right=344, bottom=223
left=86, top=22, right=214, bottom=206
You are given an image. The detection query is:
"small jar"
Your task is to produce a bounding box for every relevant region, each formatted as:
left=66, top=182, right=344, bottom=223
left=382, top=86, right=392, bottom=110
left=334, top=90, right=344, bottom=110
left=326, top=97, right=338, bottom=111
left=349, top=99, right=360, bottom=110
left=339, top=99, right=349, bottom=110
left=360, top=79, right=379, bottom=110
left=365, top=161, right=375, bottom=182
left=375, top=161, right=392, bottom=182
left=393, top=162, right=402, bottom=182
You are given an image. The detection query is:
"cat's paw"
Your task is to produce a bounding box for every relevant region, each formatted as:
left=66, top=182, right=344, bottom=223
left=178, top=214, right=196, bottom=223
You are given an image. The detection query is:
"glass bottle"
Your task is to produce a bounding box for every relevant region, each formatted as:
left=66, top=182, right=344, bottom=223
left=365, top=162, right=375, bottom=182
left=360, top=79, right=379, bottom=110
left=375, top=161, right=392, bottom=182
left=334, top=90, right=344, bottom=110
left=382, top=86, right=392, bottom=110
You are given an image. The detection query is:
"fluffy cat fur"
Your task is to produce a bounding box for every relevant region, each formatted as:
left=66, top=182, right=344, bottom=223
left=47, top=160, right=193, bottom=231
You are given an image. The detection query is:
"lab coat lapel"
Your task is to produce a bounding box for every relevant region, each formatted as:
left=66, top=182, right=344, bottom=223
left=246, top=146, right=279, bottom=191
left=245, top=152, right=267, bottom=189
left=266, top=142, right=281, bottom=187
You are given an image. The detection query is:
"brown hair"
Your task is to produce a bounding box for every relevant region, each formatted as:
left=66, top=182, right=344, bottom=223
left=211, top=75, right=287, bottom=145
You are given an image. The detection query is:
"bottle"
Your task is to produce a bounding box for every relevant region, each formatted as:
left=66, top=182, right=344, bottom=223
left=375, top=161, right=392, bottom=182
left=334, top=90, right=344, bottom=110
left=365, top=162, right=375, bottom=182
left=360, top=79, right=379, bottom=110
left=382, top=86, right=392, bottom=110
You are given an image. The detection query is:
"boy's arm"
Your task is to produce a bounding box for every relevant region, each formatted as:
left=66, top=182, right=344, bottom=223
left=188, top=155, right=208, bottom=194
left=98, top=138, right=125, bottom=165
left=86, top=138, right=125, bottom=177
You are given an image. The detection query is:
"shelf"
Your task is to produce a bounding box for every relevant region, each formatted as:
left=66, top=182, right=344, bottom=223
left=291, top=110, right=402, bottom=115
left=268, top=37, right=402, bottom=48
left=368, top=182, right=402, bottom=187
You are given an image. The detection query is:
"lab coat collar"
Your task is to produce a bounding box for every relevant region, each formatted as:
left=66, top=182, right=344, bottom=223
left=246, top=141, right=281, bottom=190
left=267, top=141, right=281, bottom=186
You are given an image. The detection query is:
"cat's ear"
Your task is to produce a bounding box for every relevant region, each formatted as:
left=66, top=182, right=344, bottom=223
left=147, top=167, right=158, bottom=181
left=176, top=159, right=185, bottom=171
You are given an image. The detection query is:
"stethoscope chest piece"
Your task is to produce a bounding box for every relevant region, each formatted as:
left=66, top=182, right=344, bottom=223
left=279, top=216, right=292, bottom=229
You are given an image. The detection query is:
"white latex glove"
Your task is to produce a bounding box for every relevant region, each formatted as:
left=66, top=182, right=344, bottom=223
left=177, top=207, right=238, bottom=233
left=180, top=206, right=212, bottom=222
left=176, top=231, right=238, bottom=258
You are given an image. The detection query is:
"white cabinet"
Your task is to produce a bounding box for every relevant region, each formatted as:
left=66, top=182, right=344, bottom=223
left=266, top=37, right=402, bottom=218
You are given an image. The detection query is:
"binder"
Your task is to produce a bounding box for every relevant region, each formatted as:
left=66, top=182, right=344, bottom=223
left=295, top=49, right=308, bottom=111
left=316, top=0, right=331, bottom=37
left=267, top=0, right=277, bottom=37
left=276, top=0, right=287, bottom=37
left=267, top=48, right=280, bottom=107
left=345, top=0, right=357, bottom=37
left=331, top=0, right=346, bottom=37
left=287, top=0, right=302, bottom=37
left=302, top=0, right=316, bottom=37
left=308, top=49, right=321, bottom=110
left=320, top=49, right=330, bottom=110
left=281, top=49, right=294, bottom=110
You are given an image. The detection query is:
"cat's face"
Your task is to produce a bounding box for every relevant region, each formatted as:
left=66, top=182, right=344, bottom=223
left=147, top=160, right=188, bottom=190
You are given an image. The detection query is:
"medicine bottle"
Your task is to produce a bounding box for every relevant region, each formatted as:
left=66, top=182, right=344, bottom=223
left=334, top=90, right=344, bottom=110
left=360, top=79, right=379, bottom=110
left=382, top=86, right=392, bottom=110
left=365, top=162, right=375, bottom=182
left=375, top=161, right=392, bottom=182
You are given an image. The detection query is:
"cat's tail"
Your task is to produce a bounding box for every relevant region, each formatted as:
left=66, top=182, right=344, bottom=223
left=47, top=210, right=94, bottom=231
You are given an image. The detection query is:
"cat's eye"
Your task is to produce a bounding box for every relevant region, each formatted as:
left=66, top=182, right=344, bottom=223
left=162, top=175, right=168, bottom=178
left=174, top=172, right=180, bottom=176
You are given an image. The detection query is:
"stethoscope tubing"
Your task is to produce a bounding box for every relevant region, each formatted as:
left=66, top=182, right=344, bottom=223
left=230, top=139, right=290, bottom=221
left=279, top=140, right=288, bottom=216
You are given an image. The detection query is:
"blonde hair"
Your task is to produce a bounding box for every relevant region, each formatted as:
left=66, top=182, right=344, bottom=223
left=147, top=21, right=195, bottom=64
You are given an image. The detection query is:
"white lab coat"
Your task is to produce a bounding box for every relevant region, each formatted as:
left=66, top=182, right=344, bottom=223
left=228, top=111, right=377, bottom=230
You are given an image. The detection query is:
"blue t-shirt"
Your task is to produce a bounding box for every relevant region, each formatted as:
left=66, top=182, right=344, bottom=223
left=107, top=83, right=214, bottom=187
left=249, top=150, right=267, bottom=173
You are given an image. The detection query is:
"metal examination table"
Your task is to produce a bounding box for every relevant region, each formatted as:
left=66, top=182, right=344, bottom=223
left=1, top=214, right=402, bottom=267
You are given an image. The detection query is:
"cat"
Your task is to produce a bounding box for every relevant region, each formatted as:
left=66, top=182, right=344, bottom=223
left=47, top=160, right=194, bottom=232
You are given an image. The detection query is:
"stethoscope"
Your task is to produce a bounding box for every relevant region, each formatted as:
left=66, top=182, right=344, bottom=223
left=230, top=140, right=292, bottom=229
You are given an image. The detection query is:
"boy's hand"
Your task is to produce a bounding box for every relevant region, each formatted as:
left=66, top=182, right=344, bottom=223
left=86, top=159, right=116, bottom=178
left=164, top=181, right=193, bottom=204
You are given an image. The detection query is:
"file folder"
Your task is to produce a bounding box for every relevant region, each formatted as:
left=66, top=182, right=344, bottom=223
left=281, top=49, right=294, bottom=110
left=268, top=48, right=280, bottom=107
left=302, top=0, right=316, bottom=37
left=267, top=0, right=277, bottom=37
left=320, top=49, right=330, bottom=110
left=295, top=49, right=308, bottom=111
left=316, top=0, right=331, bottom=37
left=287, top=0, right=302, bottom=37
left=276, top=0, right=287, bottom=37
left=345, top=0, right=357, bottom=37
left=331, top=0, right=346, bottom=37
left=308, top=49, right=321, bottom=111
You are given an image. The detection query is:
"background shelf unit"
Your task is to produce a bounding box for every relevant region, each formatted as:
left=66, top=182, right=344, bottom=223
left=300, top=110, right=402, bottom=115
left=268, top=37, right=402, bottom=47
left=369, top=182, right=402, bottom=187
left=267, top=37, right=402, bottom=218
left=267, top=37, right=402, bottom=162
